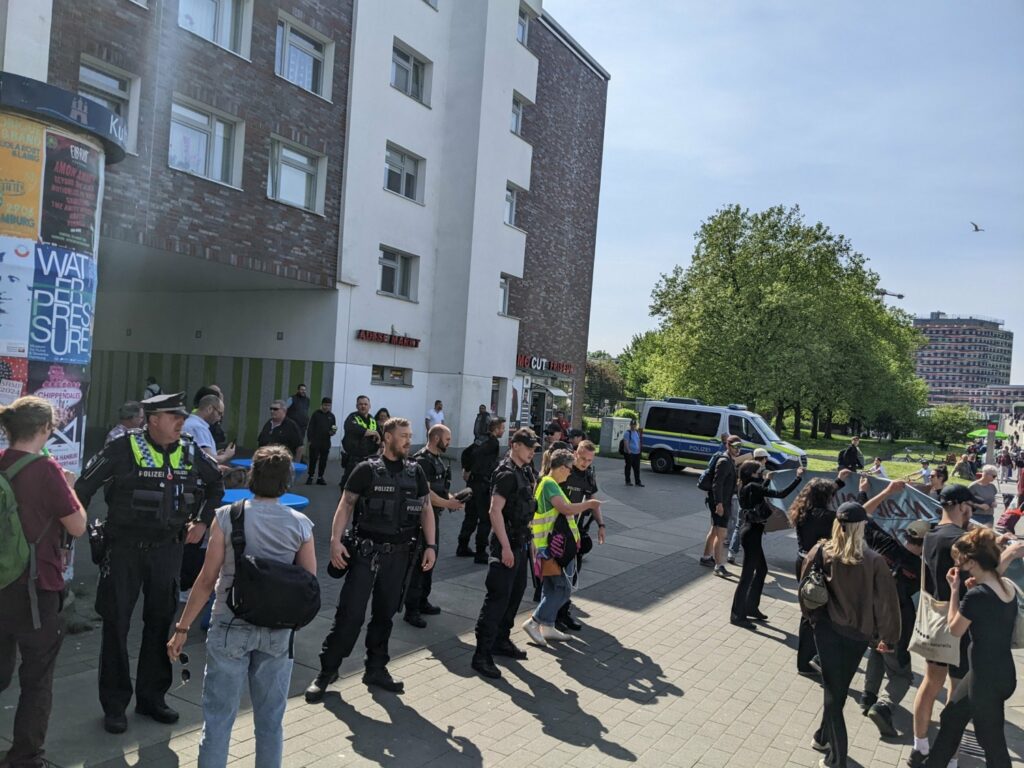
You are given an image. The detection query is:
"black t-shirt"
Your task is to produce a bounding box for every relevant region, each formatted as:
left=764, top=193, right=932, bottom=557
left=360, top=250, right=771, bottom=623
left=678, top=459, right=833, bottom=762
left=345, top=457, right=429, bottom=498
left=492, top=459, right=536, bottom=528
left=257, top=418, right=303, bottom=453
left=923, top=523, right=967, bottom=601
left=560, top=465, right=598, bottom=503
left=796, top=507, right=836, bottom=555
left=414, top=449, right=450, bottom=499
left=960, top=583, right=1018, bottom=684
left=470, top=435, right=500, bottom=480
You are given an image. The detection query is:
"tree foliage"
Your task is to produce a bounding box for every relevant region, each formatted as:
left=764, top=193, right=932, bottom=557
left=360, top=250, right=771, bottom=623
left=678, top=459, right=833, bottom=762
left=584, top=353, right=624, bottom=411
left=920, top=405, right=976, bottom=449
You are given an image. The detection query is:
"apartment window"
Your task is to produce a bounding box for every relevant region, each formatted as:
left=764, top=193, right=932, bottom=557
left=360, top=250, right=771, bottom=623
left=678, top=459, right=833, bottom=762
left=510, top=96, right=524, bottom=135
left=516, top=6, right=530, bottom=45
left=178, top=0, right=245, bottom=54
left=379, top=248, right=415, bottom=299
left=504, top=185, right=517, bottom=226
left=385, top=145, right=420, bottom=200
left=267, top=140, right=321, bottom=211
left=276, top=17, right=330, bottom=96
left=499, top=277, right=510, bottom=314
left=391, top=45, right=426, bottom=102
left=372, top=365, right=412, bottom=386
left=78, top=59, right=139, bottom=153
left=169, top=101, right=239, bottom=185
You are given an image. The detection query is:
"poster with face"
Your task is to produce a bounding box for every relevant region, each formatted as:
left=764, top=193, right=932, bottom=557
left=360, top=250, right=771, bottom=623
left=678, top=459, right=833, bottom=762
left=0, top=237, right=35, bottom=357
left=28, top=243, right=96, bottom=365
left=28, top=360, right=89, bottom=472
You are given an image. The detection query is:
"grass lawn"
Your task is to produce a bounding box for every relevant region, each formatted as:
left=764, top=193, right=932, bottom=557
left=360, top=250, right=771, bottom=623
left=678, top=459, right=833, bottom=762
left=789, top=435, right=967, bottom=462
left=802, top=455, right=970, bottom=485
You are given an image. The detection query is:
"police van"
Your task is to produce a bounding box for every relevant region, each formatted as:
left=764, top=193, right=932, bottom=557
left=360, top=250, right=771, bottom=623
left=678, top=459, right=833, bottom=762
left=639, top=400, right=807, bottom=473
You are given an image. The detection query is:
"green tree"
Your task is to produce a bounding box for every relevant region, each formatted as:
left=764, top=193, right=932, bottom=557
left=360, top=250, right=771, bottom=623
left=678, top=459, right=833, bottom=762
left=921, top=405, right=976, bottom=449
left=617, top=331, right=662, bottom=398
left=584, top=357, right=624, bottom=413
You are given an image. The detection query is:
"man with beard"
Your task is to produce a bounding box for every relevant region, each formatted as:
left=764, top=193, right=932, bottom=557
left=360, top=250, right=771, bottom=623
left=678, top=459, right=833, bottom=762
left=340, top=395, right=380, bottom=488
left=305, top=418, right=436, bottom=702
left=403, top=425, right=465, bottom=628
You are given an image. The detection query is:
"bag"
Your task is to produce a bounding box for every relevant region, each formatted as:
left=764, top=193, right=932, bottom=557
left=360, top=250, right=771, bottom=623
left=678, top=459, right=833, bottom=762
left=547, top=514, right=579, bottom=568
left=0, top=453, right=48, bottom=628
left=461, top=436, right=486, bottom=473
left=908, top=557, right=961, bottom=665
left=696, top=452, right=722, bottom=492
left=617, top=438, right=625, bottom=456
left=1008, top=578, right=1024, bottom=650
left=226, top=501, right=321, bottom=630
left=798, top=544, right=830, bottom=612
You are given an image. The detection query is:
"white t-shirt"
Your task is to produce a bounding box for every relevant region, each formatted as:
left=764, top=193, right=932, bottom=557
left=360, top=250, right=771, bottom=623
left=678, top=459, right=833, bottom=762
left=183, top=413, right=216, bottom=455
left=426, top=408, right=445, bottom=427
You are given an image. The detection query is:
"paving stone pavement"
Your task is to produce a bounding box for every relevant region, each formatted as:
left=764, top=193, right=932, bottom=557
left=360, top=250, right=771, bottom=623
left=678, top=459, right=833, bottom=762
left=3, top=457, right=1022, bottom=767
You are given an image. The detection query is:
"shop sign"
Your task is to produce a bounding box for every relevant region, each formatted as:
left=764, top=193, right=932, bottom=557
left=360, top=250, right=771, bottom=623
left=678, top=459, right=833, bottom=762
left=356, top=329, right=420, bottom=348
left=516, top=353, right=573, bottom=375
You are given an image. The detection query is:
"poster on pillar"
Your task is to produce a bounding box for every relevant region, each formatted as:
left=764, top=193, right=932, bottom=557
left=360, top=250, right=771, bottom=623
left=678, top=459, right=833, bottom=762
left=0, top=236, right=35, bottom=357
left=40, top=131, right=101, bottom=256
left=27, top=360, right=89, bottom=472
left=28, top=243, right=96, bottom=364
left=0, top=114, right=44, bottom=240
left=0, top=356, right=29, bottom=405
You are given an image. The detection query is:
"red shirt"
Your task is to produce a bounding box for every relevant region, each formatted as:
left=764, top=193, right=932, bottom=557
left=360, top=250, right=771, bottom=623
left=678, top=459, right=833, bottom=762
left=0, top=450, right=80, bottom=592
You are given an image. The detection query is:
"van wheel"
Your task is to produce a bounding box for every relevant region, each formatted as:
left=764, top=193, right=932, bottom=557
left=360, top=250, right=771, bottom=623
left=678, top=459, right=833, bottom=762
left=650, top=451, right=674, bottom=474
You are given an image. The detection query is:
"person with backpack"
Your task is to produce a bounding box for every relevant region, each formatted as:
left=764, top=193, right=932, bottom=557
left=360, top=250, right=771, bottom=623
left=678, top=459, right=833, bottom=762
left=167, top=445, right=316, bottom=768
left=699, top=435, right=741, bottom=577
left=457, top=416, right=505, bottom=562
left=621, top=419, right=644, bottom=486
left=0, top=396, right=87, bottom=768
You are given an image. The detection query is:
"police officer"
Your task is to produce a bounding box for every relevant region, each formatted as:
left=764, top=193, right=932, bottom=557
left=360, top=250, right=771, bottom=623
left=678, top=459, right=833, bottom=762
left=472, top=428, right=540, bottom=680
left=403, top=424, right=465, bottom=628
left=458, top=416, right=505, bottom=563
left=74, top=393, right=224, bottom=734
left=305, top=417, right=437, bottom=702
left=556, top=439, right=606, bottom=631
left=339, top=394, right=380, bottom=488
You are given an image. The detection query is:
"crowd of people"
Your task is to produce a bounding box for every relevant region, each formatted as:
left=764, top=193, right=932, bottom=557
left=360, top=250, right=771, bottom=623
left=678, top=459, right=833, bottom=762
left=2, top=394, right=1023, bottom=768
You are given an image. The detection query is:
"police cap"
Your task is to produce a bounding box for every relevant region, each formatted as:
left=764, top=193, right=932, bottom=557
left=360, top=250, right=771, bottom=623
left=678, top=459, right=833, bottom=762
left=142, top=392, right=189, bottom=416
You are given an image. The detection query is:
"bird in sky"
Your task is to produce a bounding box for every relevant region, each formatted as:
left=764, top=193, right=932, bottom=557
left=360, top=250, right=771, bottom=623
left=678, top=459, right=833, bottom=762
left=970, top=221, right=984, bottom=232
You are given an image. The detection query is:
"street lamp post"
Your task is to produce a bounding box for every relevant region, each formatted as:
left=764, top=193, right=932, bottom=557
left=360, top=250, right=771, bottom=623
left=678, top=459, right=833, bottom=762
left=875, top=288, right=905, bottom=300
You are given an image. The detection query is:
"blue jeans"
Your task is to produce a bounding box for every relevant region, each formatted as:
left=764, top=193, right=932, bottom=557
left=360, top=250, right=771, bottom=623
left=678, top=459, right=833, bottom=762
left=198, top=620, right=293, bottom=768
left=533, top=561, right=575, bottom=626
left=726, top=498, right=742, bottom=556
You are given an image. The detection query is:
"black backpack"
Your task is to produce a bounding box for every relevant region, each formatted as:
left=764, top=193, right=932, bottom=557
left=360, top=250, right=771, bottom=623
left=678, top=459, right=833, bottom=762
left=696, top=451, right=723, bottom=492
left=227, top=501, right=320, bottom=631
left=461, top=436, right=486, bottom=473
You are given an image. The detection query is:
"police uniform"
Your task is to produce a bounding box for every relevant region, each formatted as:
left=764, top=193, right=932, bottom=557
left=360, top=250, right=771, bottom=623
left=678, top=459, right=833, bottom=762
left=404, top=446, right=449, bottom=625
left=458, top=433, right=500, bottom=562
left=339, top=411, right=378, bottom=487
left=308, top=455, right=430, bottom=699
left=74, top=393, right=223, bottom=731
left=557, top=463, right=599, bottom=629
left=472, top=449, right=538, bottom=678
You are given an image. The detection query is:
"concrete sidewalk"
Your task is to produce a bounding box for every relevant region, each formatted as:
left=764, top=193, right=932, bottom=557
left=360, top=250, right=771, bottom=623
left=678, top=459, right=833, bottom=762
left=2, top=457, right=1021, bottom=767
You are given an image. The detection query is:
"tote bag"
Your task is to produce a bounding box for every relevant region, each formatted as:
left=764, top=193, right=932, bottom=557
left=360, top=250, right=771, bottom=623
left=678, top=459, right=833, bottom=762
left=908, top=558, right=961, bottom=665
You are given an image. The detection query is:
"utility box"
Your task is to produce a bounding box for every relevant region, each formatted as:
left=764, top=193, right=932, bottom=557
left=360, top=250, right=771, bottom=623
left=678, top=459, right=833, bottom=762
left=600, top=417, right=631, bottom=456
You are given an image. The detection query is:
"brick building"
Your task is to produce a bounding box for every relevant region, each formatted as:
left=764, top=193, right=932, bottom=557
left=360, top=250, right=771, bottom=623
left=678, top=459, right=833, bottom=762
left=510, top=13, right=610, bottom=431
left=914, top=311, right=1014, bottom=405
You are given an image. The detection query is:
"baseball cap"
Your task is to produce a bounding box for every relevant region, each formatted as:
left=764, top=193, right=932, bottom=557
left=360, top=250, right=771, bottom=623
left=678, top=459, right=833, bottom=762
left=510, top=428, right=540, bottom=448
left=939, top=484, right=974, bottom=505
left=904, top=520, right=932, bottom=541
left=567, top=428, right=586, bottom=439
left=752, top=448, right=769, bottom=459
left=836, top=501, right=867, bottom=524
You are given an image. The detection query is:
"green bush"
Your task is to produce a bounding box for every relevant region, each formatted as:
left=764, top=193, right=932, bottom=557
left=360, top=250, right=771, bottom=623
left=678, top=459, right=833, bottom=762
left=613, top=408, right=639, bottom=421
left=586, top=424, right=601, bottom=444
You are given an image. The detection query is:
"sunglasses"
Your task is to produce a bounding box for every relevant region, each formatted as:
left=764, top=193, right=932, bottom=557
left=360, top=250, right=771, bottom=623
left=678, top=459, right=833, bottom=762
left=270, top=407, right=281, bottom=412
left=177, top=652, right=191, bottom=685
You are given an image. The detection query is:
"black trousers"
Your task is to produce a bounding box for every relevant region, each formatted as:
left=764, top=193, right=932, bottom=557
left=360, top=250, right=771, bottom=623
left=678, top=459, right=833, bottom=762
left=624, top=453, right=641, bottom=483
left=813, top=619, right=868, bottom=768
left=0, top=586, right=63, bottom=767
left=457, top=480, right=491, bottom=552
left=730, top=522, right=766, bottom=619
left=474, top=539, right=529, bottom=657
left=307, top=441, right=330, bottom=479
left=95, top=539, right=181, bottom=716
left=795, top=556, right=817, bottom=672
left=319, top=546, right=410, bottom=675
left=405, top=516, right=439, bottom=612
left=927, top=669, right=1015, bottom=768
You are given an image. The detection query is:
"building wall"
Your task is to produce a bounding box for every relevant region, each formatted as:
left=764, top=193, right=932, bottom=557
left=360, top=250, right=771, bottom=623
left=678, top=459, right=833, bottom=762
left=914, top=313, right=1013, bottom=403
left=510, top=14, right=609, bottom=428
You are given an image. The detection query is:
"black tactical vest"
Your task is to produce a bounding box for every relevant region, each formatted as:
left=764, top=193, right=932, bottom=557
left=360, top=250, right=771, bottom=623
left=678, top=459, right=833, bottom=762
left=494, top=457, right=535, bottom=536
left=414, top=447, right=450, bottom=499
left=355, top=457, right=424, bottom=539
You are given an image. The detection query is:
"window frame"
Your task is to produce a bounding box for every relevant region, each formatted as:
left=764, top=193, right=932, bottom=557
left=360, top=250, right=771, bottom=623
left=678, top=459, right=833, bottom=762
left=77, top=56, right=140, bottom=154
left=177, top=0, right=252, bottom=58
left=275, top=12, right=334, bottom=100
left=384, top=143, right=422, bottom=202
left=499, top=276, right=510, bottom=315
left=266, top=137, right=326, bottom=214
left=372, top=364, right=413, bottom=387
left=510, top=95, right=524, bottom=135
left=390, top=43, right=429, bottom=104
left=516, top=6, right=530, bottom=45
left=378, top=246, right=418, bottom=301
left=504, top=184, right=518, bottom=226
left=168, top=97, right=244, bottom=187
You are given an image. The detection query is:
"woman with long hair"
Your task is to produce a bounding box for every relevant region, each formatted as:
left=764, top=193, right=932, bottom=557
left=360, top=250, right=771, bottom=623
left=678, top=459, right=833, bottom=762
left=801, top=502, right=900, bottom=768
left=926, top=528, right=1018, bottom=767
left=788, top=471, right=849, bottom=675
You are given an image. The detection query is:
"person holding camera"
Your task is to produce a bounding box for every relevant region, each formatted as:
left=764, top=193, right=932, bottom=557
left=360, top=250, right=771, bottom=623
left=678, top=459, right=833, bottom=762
left=167, top=445, right=315, bottom=768
left=730, top=452, right=803, bottom=628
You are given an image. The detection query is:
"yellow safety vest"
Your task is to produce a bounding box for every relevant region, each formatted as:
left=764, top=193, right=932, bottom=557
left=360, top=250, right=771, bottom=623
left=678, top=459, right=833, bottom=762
left=531, top=476, right=579, bottom=550
left=129, top=432, right=190, bottom=470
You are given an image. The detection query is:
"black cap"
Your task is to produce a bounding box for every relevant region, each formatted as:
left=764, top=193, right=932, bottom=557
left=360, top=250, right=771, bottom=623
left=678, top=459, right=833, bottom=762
left=836, top=501, right=867, bottom=524
left=939, top=484, right=974, bottom=505
left=142, top=392, right=189, bottom=416
left=510, top=428, right=540, bottom=448
left=567, top=428, right=586, bottom=439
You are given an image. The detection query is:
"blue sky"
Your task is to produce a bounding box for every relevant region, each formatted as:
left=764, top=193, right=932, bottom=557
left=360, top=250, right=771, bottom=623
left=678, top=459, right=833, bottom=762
left=546, top=1, right=1024, bottom=383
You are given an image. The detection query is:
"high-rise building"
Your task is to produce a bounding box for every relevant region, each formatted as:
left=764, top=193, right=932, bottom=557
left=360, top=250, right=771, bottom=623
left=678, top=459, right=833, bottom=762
left=914, top=311, right=1013, bottom=404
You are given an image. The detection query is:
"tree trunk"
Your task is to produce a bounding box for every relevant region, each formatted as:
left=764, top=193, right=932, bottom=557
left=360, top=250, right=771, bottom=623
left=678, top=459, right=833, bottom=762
left=824, top=410, right=834, bottom=439
left=774, top=401, right=785, bottom=434
left=793, top=401, right=803, bottom=439
left=811, top=406, right=820, bottom=440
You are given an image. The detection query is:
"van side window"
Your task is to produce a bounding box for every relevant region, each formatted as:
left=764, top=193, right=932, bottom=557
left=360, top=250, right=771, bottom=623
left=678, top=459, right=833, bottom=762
left=728, top=415, right=765, bottom=445
left=645, top=407, right=674, bottom=432
left=686, top=411, right=720, bottom=437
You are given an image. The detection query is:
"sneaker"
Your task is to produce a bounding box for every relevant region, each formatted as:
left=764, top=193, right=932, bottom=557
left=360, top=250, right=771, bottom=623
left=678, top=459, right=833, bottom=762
left=541, top=625, right=571, bottom=641
left=699, top=555, right=715, bottom=567
left=521, top=618, right=547, bottom=646
left=726, top=554, right=736, bottom=565
left=906, top=751, right=927, bottom=768
left=636, top=482, right=645, bottom=487
left=860, top=692, right=877, bottom=715
left=729, top=615, right=755, bottom=629
left=304, top=672, right=338, bottom=703
left=362, top=668, right=404, bottom=693
left=714, top=565, right=730, bottom=578
left=491, top=640, right=528, bottom=660
left=747, top=610, right=768, bottom=622
left=867, top=703, right=898, bottom=738
left=471, top=654, right=501, bottom=679
left=316, top=478, right=327, bottom=485
left=809, top=655, right=821, bottom=674
left=810, top=734, right=828, bottom=753
left=556, top=614, right=582, bottom=631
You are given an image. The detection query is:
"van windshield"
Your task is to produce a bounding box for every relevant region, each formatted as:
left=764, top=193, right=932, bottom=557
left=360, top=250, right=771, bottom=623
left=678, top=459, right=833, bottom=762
left=750, top=415, right=781, bottom=443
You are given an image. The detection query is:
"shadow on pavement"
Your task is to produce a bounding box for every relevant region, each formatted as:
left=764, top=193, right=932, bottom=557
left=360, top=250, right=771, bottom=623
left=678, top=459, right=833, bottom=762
left=91, top=739, right=180, bottom=768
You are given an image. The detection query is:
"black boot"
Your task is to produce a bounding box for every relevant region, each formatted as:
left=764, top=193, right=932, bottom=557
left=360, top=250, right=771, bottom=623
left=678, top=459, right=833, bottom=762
left=304, top=671, right=338, bottom=703
left=491, top=639, right=528, bottom=660
left=135, top=702, right=179, bottom=724
left=403, top=609, right=427, bottom=628
left=419, top=600, right=441, bottom=615
left=471, top=654, right=501, bottom=679
left=363, top=668, right=404, bottom=693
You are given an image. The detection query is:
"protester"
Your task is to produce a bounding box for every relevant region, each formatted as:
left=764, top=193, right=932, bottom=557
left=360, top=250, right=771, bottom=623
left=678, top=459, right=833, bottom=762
left=836, top=436, right=864, bottom=472
left=925, top=528, right=1018, bottom=768
left=730, top=454, right=803, bottom=627
left=705, top=435, right=741, bottom=577
left=925, top=464, right=947, bottom=500
left=864, top=456, right=887, bottom=479
left=556, top=440, right=605, bottom=631
left=801, top=501, right=900, bottom=768
left=788, top=470, right=851, bottom=676
left=284, top=385, right=311, bottom=457
left=105, top=401, right=143, bottom=445
left=472, top=404, right=491, bottom=440
left=523, top=449, right=601, bottom=646
left=0, top=397, right=87, bottom=768
left=257, top=400, right=303, bottom=457
left=967, top=465, right=999, bottom=527
left=621, top=418, right=643, bottom=487
left=373, top=408, right=391, bottom=441
left=168, top=445, right=315, bottom=768
left=305, top=398, right=337, bottom=485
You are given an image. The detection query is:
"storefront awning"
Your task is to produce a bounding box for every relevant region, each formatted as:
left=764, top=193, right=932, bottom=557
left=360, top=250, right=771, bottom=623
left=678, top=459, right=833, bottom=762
left=539, top=384, right=570, bottom=398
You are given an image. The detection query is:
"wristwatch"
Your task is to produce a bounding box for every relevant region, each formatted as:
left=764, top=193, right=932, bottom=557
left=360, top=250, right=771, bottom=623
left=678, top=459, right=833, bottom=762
left=425, top=544, right=438, bottom=552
